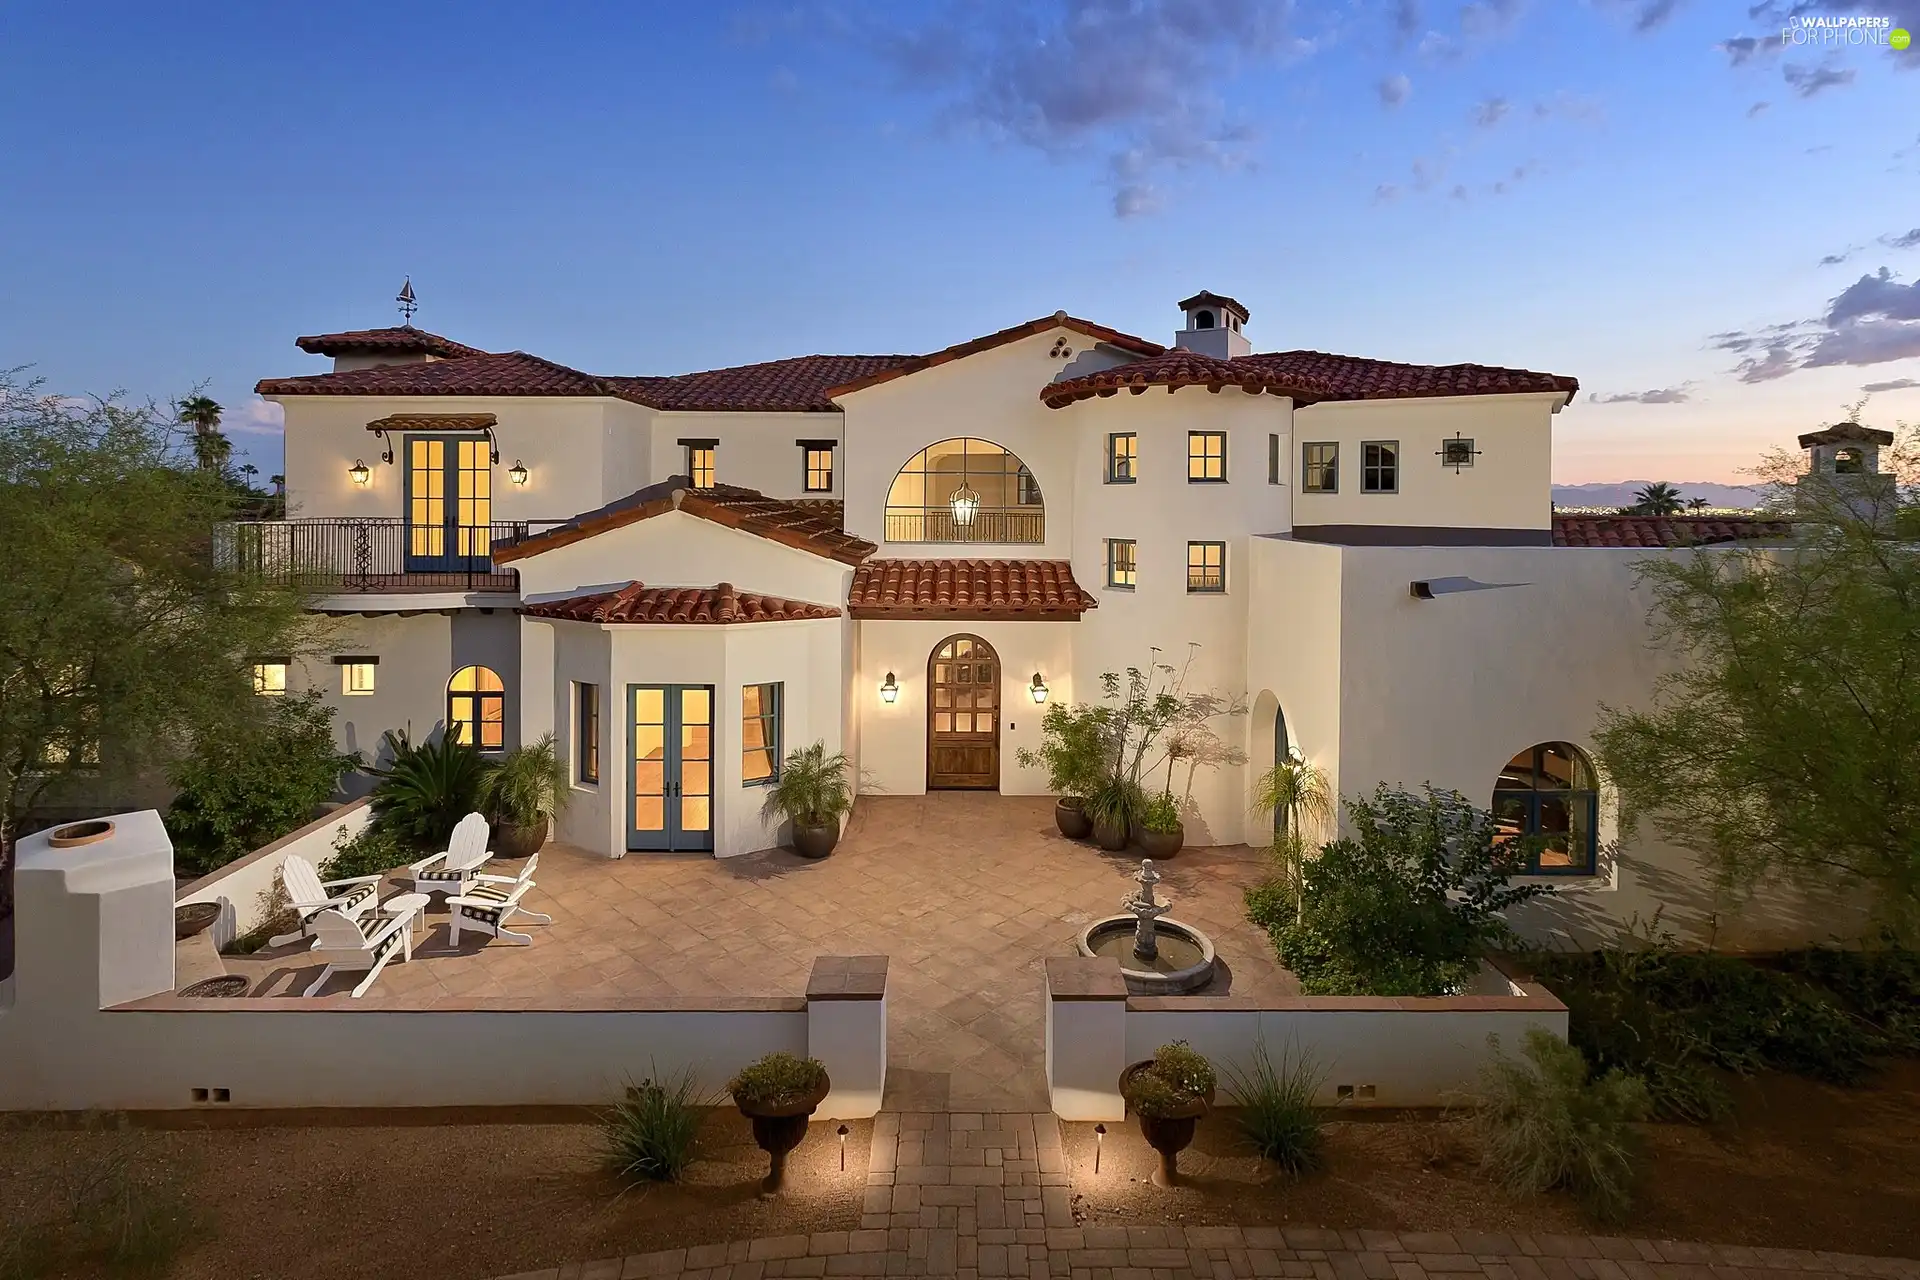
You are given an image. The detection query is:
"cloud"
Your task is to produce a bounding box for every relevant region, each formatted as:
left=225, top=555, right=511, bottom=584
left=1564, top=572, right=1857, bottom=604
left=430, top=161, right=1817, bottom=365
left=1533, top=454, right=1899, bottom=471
left=1460, top=0, right=1526, bottom=39
left=768, top=67, right=800, bottom=94
left=1392, top=0, right=1422, bottom=45
left=1747, top=100, right=1770, bottom=117
left=1374, top=183, right=1402, bottom=203
left=1378, top=73, right=1412, bottom=107
left=1712, top=269, right=1920, bottom=381
left=223, top=397, right=285, bottom=437
left=1473, top=96, right=1511, bottom=128
left=861, top=0, right=1314, bottom=217
left=1783, top=60, right=1855, bottom=98
left=1717, top=36, right=1776, bottom=67
left=1590, top=386, right=1693, bottom=404
left=1632, top=0, right=1683, bottom=31
left=1863, top=377, right=1920, bottom=392
left=1530, top=91, right=1605, bottom=122
left=1820, top=247, right=1858, bottom=266
left=1883, top=228, right=1920, bottom=250
left=1450, top=183, right=1470, bottom=200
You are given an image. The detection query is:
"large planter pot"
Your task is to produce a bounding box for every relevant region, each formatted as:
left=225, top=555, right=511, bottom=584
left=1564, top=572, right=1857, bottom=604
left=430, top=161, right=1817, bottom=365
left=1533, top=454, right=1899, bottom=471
left=791, top=820, right=839, bottom=860
left=734, top=1077, right=831, bottom=1193
left=1054, top=798, right=1093, bottom=840
left=1138, top=822, right=1184, bottom=859
left=1092, top=819, right=1130, bottom=852
left=1120, top=1061, right=1214, bottom=1187
left=175, top=902, right=221, bottom=941
left=493, top=815, right=549, bottom=860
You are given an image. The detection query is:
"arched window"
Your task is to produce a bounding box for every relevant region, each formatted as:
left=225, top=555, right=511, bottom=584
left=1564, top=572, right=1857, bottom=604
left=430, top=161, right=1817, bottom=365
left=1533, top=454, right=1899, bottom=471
left=885, top=438, right=1045, bottom=544
left=1492, top=742, right=1598, bottom=875
left=1835, top=447, right=1865, bottom=475
left=448, top=665, right=506, bottom=751
left=1194, top=309, right=1216, bottom=329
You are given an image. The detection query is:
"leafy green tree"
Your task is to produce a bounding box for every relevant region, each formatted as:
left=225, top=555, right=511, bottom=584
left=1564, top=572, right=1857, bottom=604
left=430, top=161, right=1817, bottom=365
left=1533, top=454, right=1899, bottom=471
left=1630, top=481, right=1684, bottom=516
left=175, top=394, right=230, bottom=476
left=166, top=691, right=362, bottom=877
left=1595, top=421, right=1920, bottom=939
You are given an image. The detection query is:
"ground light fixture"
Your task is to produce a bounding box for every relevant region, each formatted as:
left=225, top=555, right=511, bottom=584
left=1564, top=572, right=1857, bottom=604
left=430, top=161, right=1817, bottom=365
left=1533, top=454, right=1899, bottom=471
left=1029, top=672, right=1049, bottom=704
left=348, top=459, right=371, bottom=486
left=1094, top=1123, right=1106, bottom=1174
left=838, top=1124, right=850, bottom=1170
left=880, top=672, right=899, bottom=703
left=508, top=459, right=529, bottom=486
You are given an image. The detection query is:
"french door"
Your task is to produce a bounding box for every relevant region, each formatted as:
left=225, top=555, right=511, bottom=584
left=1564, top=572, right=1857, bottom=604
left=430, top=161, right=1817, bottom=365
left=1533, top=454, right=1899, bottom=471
left=405, top=435, right=493, bottom=572
left=628, top=684, right=715, bottom=852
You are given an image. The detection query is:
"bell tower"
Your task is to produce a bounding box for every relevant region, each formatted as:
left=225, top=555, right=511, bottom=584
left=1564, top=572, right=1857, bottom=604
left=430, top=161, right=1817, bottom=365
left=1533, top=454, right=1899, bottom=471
left=1173, top=291, right=1251, bottom=360
left=1796, top=419, right=1897, bottom=532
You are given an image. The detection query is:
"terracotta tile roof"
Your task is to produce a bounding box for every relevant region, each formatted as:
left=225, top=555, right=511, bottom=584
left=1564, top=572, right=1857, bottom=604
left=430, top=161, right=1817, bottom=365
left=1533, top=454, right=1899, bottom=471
left=523, top=580, right=840, bottom=625
left=789, top=498, right=845, bottom=527
left=294, top=327, right=488, bottom=359
left=1551, top=514, right=1793, bottom=548
left=1178, top=290, right=1250, bottom=322
left=496, top=478, right=876, bottom=566
left=366, top=412, right=498, bottom=433
left=847, top=559, right=1098, bottom=620
left=1042, top=348, right=1579, bottom=408
left=823, top=313, right=1165, bottom=399
left=258, top=351, right=620, bottom=400
left=610, top=356, right=917, bottom=413
left=1798, top=422, right=1895, bottom=448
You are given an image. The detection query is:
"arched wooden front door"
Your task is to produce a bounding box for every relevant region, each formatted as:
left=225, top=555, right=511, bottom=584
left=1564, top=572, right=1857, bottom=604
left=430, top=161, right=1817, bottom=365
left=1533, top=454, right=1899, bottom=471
left=927, top=634, right=1001, bottom=790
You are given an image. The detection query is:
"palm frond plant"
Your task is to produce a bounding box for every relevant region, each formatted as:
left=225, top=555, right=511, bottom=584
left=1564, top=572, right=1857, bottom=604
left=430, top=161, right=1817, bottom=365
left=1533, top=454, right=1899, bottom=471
left=479, top=733, right=569, bottom=857
left=1253, top=752, right=1335, bottom=923
left=762, top=742, right=853, bottom=858
left=367, top=729, right=493, bottom=851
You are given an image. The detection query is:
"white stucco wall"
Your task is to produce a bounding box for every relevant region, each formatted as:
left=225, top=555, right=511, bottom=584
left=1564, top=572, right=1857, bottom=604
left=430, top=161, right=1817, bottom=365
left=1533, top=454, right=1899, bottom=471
left=175, top=799, right=374, bottom=949
left=648, top=411, right=845, bottom=499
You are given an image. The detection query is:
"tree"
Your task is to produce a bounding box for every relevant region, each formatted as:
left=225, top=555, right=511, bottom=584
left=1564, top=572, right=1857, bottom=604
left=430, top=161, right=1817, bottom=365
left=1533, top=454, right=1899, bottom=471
left=1630, top=481, right=1684, bottom=516
left=1595, top=419, right=1920, bottom=939
left=0, top=372, right=322, bottom=869
left=1251, top=752, right=1335, bottom=923
left=1685, top=497, right=1709, bottom=512
left=176, top=393, right=230, bottom=476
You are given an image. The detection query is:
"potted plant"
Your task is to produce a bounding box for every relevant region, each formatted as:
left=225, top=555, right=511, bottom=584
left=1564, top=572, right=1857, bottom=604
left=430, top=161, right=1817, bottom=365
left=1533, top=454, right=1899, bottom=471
left=762, top=742, right=853, bottom=859
left=1139, top=791, right=1184, bottom=858
left=1120, top=1041, right=1217, bottom=1186
left=367, top=729, right=492, bottom=851
left=1016, top=703, right=1112, bottom=839
left=1084, top=775, right=1142, bottom=852
left=728, top=1051, right=831, bottom=1192
left=479, top=733, right=568, bottom=858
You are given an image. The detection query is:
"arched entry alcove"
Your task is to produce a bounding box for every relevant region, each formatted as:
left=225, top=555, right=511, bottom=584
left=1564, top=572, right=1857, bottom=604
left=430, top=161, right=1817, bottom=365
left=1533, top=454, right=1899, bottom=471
left=927, top=634, right=1001, bottom=789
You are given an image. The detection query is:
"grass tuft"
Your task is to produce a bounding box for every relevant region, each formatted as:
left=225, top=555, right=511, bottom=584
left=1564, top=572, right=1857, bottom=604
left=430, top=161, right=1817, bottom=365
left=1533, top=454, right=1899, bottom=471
left=1476, top=1028, right=1650, bottom=1223
left=1219, top=1040, right=1327, bottom=1174
left=603, top=1067, right=706, bottom=1186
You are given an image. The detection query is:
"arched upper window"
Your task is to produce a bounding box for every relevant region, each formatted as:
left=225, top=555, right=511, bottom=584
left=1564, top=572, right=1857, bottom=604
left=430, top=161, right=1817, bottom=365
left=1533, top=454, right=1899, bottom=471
left=885, top=438, right=1045, bottom=544
left=1835, top=447, right=1865, bottom=475
left=448, top=665, right=506, bottom=751
left=1194, top=309, right=1216, bottom=329
left=1492, top=742, right=1598, bottom=875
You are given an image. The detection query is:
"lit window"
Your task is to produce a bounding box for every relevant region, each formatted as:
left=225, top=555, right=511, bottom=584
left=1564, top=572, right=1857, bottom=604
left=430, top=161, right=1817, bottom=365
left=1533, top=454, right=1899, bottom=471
left=683, top=441, right=716, bottom=488
left=802, top=445, right=835, bottom=493
left=1188, top=432, right=1226, bottom=483
left=1301, top=442, right=1339, bottom=493
left=1186, top=541, right=1226, bottom=593
left=1492, top=743, right=1600, bottom=875
left=253, top=662, right=288, bottom=696
left=336, top=657, right=377, bottom=696
left=576, top=682, right=600, bottom=785
left=448, top=665, right=506, bottom=751
left=1106, top=538, right=1137, bottom=589
left=884, top=437, right=1044, bottom=544
left=1106, top=433, right=1137, bottom=483
left=743, top=682, right=783, bottom=785
left=1362, top=441, right=1399, bottom=494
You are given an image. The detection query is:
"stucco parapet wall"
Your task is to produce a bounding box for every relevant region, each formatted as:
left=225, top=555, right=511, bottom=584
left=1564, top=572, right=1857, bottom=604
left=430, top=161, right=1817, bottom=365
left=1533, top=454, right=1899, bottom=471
left=174, top=796, right=374, bottom=902
left=107, top=994, right=810, bottom=1013
left=1126, top=992, right=1566, bottom=1013
left=805, top=955, right=888, bottom=1000
left=1045, top=955, right=1129, bottom=1000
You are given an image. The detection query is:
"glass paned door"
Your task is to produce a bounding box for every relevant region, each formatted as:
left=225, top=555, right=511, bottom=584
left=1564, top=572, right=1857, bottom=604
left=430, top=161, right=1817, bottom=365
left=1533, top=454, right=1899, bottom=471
left=406, top=434, right=492, bottom=571
left=628, top=684, right=715, bottom=852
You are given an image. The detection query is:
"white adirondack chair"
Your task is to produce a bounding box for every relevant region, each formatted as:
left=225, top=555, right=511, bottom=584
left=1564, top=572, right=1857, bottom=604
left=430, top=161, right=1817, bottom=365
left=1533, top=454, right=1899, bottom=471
left=301, top=903, right=420, bottom=997
left=448, top=851, right=552, bottom=946
left=268, top=854, right=385, bottom=948
left=407, top=812, right=493, bottom=897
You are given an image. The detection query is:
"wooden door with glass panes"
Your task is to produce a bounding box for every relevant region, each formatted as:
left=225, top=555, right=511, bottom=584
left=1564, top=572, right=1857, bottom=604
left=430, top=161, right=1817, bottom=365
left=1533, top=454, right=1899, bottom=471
left=926, top=634, right=1001, bottom=789
left=627, top=684, right=715, bottom=852
left=404, top=434, right=493, bottom=571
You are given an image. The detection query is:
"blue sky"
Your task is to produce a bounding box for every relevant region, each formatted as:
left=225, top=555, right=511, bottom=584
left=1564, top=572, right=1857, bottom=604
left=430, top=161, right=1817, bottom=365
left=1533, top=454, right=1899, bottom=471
left=1, top=0, right=1915, bottom=484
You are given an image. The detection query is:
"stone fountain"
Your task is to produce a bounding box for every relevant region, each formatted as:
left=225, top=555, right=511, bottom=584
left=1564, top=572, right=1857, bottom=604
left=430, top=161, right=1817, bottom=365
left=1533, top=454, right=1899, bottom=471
left=1076, top=859, right=1219, bottom=995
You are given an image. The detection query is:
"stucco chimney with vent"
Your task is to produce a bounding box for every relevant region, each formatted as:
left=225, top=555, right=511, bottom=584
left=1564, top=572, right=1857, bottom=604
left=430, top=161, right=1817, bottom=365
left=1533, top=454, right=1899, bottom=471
left=1174, top=291, right=1251, bottom=359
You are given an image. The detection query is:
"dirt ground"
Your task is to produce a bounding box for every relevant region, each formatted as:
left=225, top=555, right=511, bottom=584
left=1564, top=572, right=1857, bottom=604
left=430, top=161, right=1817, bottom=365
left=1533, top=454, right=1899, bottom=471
left=1066, top=1059, right=1920, bottom=1258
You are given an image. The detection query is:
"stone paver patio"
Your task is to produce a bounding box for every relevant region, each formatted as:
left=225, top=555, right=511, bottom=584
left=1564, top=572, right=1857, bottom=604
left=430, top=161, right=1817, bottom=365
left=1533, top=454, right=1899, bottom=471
left=223, top=794, right=1295, bottom=1110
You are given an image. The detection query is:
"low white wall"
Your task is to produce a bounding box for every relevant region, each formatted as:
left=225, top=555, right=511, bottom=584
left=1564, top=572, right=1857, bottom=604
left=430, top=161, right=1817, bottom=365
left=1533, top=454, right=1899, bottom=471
left=175, top=798, right=374, bottom=951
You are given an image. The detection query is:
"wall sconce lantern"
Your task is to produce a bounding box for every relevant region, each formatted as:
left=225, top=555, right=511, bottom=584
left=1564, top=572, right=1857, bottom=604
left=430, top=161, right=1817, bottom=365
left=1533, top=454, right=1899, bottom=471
left=1029, top=672, right=1049, bottom=704
left=948, top=483, right=980, bottom=528
left=880, top=672, right=899, bottom=703
left=508, top=460, right=530, bottom=486
left=348, top=459, right=372, bottom=486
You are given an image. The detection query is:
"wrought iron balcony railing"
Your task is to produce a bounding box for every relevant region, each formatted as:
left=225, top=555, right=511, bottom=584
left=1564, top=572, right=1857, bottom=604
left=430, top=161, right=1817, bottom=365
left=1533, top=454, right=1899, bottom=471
left=882, top=507, right=1045, bottom=545
left=213, top=518, right=562, bottom=594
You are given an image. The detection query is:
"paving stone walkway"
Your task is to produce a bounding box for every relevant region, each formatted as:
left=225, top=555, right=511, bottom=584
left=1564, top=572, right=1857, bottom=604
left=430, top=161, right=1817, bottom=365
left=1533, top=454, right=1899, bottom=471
left=497, top=1112, right=1920, bottom=1280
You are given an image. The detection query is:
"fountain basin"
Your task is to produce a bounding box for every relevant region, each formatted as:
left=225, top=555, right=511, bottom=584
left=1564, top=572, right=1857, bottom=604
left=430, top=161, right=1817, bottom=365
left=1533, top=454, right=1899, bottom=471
left=1077, top=916, right=1218, bottom=995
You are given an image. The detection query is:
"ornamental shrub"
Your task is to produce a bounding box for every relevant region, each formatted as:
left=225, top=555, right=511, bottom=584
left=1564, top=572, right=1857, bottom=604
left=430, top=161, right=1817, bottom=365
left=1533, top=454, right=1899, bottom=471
left=1476, top=1028, right=1650, bottom=1223
left=727, top=1052, right=829, bottom=1108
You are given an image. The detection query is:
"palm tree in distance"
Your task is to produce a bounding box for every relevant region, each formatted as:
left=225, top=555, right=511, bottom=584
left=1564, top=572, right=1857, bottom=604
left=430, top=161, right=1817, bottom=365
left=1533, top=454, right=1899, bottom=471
left=1686, top=496, right=1709, bottom=512
left=1631, top=481, right=1685, bottom=516
left=177, top=395, right=231, bottom=475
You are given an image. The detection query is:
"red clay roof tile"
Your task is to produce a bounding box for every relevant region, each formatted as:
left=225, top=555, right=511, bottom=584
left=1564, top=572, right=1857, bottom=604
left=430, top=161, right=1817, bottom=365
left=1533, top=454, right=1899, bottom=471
left=258, top=350, right=619, bottom=399
left=524, top=581, right=840, bottom=625
left=823, top=314, right=1165, bottom=399
left=610, top=355, right=918, bottom=412
left=1042, top=348, right=1579, bottom=408
left=1551, top=514, right=1793, bottom=548
left=294, top=327, right=488, bottom=359
left=496, top=479, right=876, bottom=566
left=847, top=559, right=1097, bottom=620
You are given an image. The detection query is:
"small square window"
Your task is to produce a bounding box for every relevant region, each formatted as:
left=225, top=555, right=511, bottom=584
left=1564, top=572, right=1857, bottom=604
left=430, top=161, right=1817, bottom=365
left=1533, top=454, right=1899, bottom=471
left=252, top=662, right=287, bottom=696
left=1106, top=538, right=1137, bottom=589
left=342, top=662, right=376, bottom=696
left=743, top=682, right=783, bottom=785
left=1362, top=441, right=1399, bottom=494
left=1106, top=433, right=1137, bottom=483
left=1441, top=437, right=1478, bottom=469
left=1188, top=432, right=1227, bottom=483
left=1186, top=541, right=1226, bottom=593
left=1301, top=442, right=1339, bottom=494
left=803, top=446, right=834, bottom=493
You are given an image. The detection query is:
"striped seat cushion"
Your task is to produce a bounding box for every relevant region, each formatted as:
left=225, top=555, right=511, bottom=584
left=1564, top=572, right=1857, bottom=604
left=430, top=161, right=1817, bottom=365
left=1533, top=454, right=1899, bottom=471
left=300, top=881, right=376, bottom=923
left=415, top=866, right=470, bottom=882
left=454, top=881, right=524, bottom=928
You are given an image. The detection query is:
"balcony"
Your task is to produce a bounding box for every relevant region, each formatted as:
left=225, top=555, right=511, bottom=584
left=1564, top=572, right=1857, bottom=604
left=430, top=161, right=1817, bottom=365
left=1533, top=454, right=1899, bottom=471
left=213, top=519, right=557, bottom=594
left=882, top=507, right=1045, bottom=545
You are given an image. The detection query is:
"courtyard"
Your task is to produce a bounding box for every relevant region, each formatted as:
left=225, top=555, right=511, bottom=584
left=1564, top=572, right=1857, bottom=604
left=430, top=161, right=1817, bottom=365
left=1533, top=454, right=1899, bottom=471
left=221, top=793, right=1297, bottom=1111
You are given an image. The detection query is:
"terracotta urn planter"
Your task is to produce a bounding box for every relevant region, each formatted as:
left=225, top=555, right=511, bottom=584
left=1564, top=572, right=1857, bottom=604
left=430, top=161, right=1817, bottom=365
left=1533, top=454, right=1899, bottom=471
left=734, top=1076, right=832, bottom=1193
left=1054, top=798, right=1093, bottom=840
left=1092, top=819, right=1130, bottom=852
left=791, top=820, right=839, bottom=860
left=1139, top=822, right=1184, bottom=859
left=1120, top=1060, right=1215, bottom=1186
left=493, top=815, right=549, bottom=860
left=174, top=902, right=221, bottom=941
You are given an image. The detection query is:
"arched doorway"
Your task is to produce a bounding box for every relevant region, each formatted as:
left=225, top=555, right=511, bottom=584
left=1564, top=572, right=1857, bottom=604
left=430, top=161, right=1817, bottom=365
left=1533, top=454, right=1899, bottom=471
left=927, top=634, right=1001, bottom=789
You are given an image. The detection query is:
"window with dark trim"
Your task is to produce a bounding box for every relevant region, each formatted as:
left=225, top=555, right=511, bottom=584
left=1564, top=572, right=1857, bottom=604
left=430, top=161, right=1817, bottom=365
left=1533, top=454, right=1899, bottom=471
left=1106, top=433, right=1137, bottom=483
left=798, top=439, right=836, bottom=493
left=1186, top=541, right=1226, bottom=593
left=448, top=665, right=506, bottom=751
left=576, top=681, right=601, bottom=785
left=333, top=654, right=379, bottom=697
left=1362, top=441, right=1399, bottom=494
left=1106, top=538, right=1137, bottom=589
left=680, top=438, right=717, bottom=488
left=252, top=660, right=289, bottom=696
left=1188, top=432, right=1227, bottom=483
left=1268, top=434, right=1283, bottom=485
left=743, top=682, right=783, bottom=785
left=1301, top=442, right=1339, bottom=493
left=1492, top=742, right=1600, bottom=875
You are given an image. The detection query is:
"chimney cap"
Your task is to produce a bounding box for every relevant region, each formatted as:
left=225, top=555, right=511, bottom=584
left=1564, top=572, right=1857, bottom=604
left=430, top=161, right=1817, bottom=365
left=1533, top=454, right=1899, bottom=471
left=1178, top=290, right=1250, bottom=323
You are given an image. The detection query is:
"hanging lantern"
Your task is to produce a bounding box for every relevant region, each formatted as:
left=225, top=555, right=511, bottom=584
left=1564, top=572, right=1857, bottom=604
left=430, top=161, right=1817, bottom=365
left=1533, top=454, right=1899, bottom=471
left=948, top=483, right=980, bottom=528
left=508, top=459, right=530, bottom=486
left=348, top=459, right=371, bottom=486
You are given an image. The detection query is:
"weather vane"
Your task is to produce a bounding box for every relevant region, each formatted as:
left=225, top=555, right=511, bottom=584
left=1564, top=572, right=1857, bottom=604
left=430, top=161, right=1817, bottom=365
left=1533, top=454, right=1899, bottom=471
left=396, top=277, right=417, bottom=324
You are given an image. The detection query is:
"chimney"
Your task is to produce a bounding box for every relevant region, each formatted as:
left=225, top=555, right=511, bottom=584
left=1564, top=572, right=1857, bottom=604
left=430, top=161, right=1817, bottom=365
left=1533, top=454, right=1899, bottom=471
left=1174, top=291, right=1251, bottom=359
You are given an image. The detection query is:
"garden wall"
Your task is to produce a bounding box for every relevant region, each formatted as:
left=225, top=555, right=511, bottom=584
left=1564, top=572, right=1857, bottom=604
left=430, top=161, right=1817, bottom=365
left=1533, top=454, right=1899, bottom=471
left=174, top=797, right=373, bottom=950
left=2, top=812, right=887, bottom=1118
left=1045, top=956, right=1567, bottom=1121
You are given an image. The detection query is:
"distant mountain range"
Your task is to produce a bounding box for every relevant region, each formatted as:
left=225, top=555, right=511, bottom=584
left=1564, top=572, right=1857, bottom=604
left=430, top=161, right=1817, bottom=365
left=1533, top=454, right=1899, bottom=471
left=1551, top=481, right=1765, bottom=511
